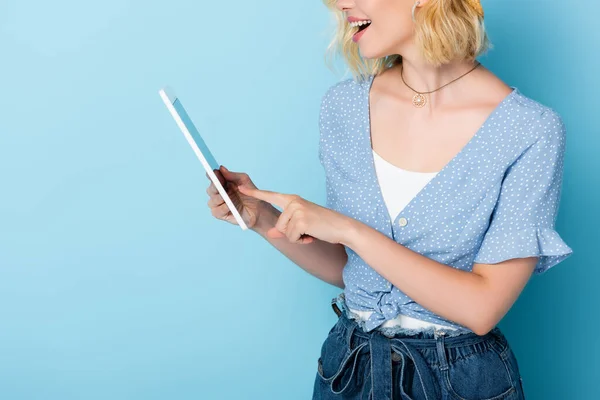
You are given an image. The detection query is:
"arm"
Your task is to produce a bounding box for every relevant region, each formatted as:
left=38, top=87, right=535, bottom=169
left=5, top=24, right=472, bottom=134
left=252, top=202, right=347, bottom=289
left=340, top=109, right=571, bottom=336
left=341, top=222, right=535, bottom=335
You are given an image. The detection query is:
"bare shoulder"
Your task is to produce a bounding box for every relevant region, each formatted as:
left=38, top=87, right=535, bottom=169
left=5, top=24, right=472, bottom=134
left=470, top=64, right=514, bottom=105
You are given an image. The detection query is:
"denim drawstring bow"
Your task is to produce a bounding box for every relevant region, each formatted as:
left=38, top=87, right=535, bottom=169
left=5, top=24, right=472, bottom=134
left=318, top=296, right=441, bottom=399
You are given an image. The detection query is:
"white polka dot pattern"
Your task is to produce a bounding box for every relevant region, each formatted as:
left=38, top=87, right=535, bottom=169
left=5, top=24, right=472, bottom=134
left=318, top=74, right=574, bottom=333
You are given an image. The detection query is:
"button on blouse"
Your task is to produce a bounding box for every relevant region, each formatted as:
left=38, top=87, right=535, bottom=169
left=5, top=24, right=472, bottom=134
left=318, top=74, right=574, bottom=333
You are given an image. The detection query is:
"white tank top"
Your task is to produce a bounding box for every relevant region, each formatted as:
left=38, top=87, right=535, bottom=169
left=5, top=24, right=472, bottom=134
left=346, top=149, right=458, bottom=331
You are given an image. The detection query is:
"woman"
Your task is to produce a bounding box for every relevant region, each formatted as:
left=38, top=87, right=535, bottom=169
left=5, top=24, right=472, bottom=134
left=206, top=0, right=573, bottom=398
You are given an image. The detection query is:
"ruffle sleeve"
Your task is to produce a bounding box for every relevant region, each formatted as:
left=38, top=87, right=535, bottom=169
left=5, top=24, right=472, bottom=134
left=473, top=109, right=574, bottom=275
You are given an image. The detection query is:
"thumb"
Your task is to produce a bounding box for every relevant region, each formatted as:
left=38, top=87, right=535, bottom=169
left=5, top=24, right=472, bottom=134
left=266, top=227, right=286, bottom=239
left=267, top=227, right=314, bottom=243
left=219, top=165, right=246, bottom=185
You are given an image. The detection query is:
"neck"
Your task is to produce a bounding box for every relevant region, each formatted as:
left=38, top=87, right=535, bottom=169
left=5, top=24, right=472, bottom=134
left=397, top=57, right=479, bottom=93
left=385, top=54, right=482, bottom=111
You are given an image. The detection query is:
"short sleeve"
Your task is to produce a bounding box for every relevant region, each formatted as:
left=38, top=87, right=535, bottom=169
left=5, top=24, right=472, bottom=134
left=473, top=109, right=574, bottom=275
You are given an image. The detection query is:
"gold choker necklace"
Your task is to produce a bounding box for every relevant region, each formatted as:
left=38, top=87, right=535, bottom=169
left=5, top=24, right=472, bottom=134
left=400, top=62, right=481, bottom=108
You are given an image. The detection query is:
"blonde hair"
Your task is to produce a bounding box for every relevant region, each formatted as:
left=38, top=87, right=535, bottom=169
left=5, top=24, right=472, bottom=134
left=321, top=0, right=492, bottom=81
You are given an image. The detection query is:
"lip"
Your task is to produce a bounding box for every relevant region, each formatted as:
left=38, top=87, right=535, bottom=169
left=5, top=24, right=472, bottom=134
left=347, top=16, right=371, bottom=23
left=352, top=25, right=370, bottom=42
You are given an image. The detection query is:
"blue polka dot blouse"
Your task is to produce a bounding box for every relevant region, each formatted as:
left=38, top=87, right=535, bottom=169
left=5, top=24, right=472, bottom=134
left=318, top=74, right=574, bottom=333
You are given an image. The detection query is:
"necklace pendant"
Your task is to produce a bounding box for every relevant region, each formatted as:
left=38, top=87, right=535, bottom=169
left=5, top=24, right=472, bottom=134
left=412, top=93, right=426, bottom=108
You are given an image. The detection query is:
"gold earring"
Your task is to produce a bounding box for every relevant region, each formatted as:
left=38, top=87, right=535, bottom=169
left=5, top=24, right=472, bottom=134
left=411, top=1, right=420, bottom=23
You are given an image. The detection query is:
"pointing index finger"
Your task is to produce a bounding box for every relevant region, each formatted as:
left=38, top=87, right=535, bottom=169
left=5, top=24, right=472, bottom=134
left=239, top=186, right=291, bottom=209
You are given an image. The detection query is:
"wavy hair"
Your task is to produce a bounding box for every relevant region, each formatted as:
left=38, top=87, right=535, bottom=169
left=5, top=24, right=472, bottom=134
left=321, top=0, right=492, bottom=81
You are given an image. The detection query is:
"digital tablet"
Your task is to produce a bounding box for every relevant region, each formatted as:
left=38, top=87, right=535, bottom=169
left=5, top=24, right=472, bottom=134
left=158, top=86, right=248, bottom=230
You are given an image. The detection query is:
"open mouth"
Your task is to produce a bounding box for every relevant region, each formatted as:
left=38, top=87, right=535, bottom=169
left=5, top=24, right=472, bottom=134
left=352, top=21, right=372, bottom=34
left=356, top=22, right=371, bottom=33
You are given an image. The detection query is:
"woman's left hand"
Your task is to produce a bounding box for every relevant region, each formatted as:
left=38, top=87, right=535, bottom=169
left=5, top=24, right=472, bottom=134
left=238, top=184, right=353, bottom=245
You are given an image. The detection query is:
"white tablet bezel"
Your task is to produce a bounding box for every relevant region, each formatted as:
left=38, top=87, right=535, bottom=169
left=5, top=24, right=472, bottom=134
left=159, top=86, right=248, bottom=231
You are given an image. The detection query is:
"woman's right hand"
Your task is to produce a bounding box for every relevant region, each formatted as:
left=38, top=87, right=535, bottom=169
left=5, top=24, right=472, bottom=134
left=205, top=165, right=271, bottom=230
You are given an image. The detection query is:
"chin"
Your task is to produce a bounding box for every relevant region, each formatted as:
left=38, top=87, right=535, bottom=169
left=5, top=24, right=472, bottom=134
left=359, top=48, right=389, bottom=60
left=357, top=40, right=395, bottom=60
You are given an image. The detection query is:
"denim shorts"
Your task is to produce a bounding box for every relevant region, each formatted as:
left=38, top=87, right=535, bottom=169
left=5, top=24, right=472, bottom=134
left=312, top=294, right=526, bottom=400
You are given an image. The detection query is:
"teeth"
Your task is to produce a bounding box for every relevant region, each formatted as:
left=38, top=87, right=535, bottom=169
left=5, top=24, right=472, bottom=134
left=349, top=20, right=372, bottom=28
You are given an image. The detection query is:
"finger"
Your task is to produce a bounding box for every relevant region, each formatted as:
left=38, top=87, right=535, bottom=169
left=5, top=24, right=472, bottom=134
left=206, top=172, right=227, bottom=194
left=205, top=170, right=223, bottom=185
left=272, top=203, right=297, bottom=236
left=211, top=202, right=232, bottom=219
left=301, top=235, right=315, bottom=244
left=286, top=212, right=306, bottom=243
left=206, top=181, right=218, bottom=196
left=219, top=166, right=249, bottom=186
left=238, top=185, right=292, bottom=209
left=207, top=194, right=224, bottom=208
left=213, top=169, right=227, bottom=187
left=287, top=211, right=314, bottom=244
left=266, top=227, right=286, bottom=239
left=268, top=225, right=312, bottom=243
left=206, top=184, right=214, bottom=196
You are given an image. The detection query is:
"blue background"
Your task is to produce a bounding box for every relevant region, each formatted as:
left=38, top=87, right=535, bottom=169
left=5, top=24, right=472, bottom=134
left=0, top=1, right=595, bottom=399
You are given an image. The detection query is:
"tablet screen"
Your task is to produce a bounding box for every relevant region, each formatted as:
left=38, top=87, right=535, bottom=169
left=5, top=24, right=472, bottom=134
left=159, top=86, right=248, bottom=230
left=171, top=97, right=219, bottom=172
